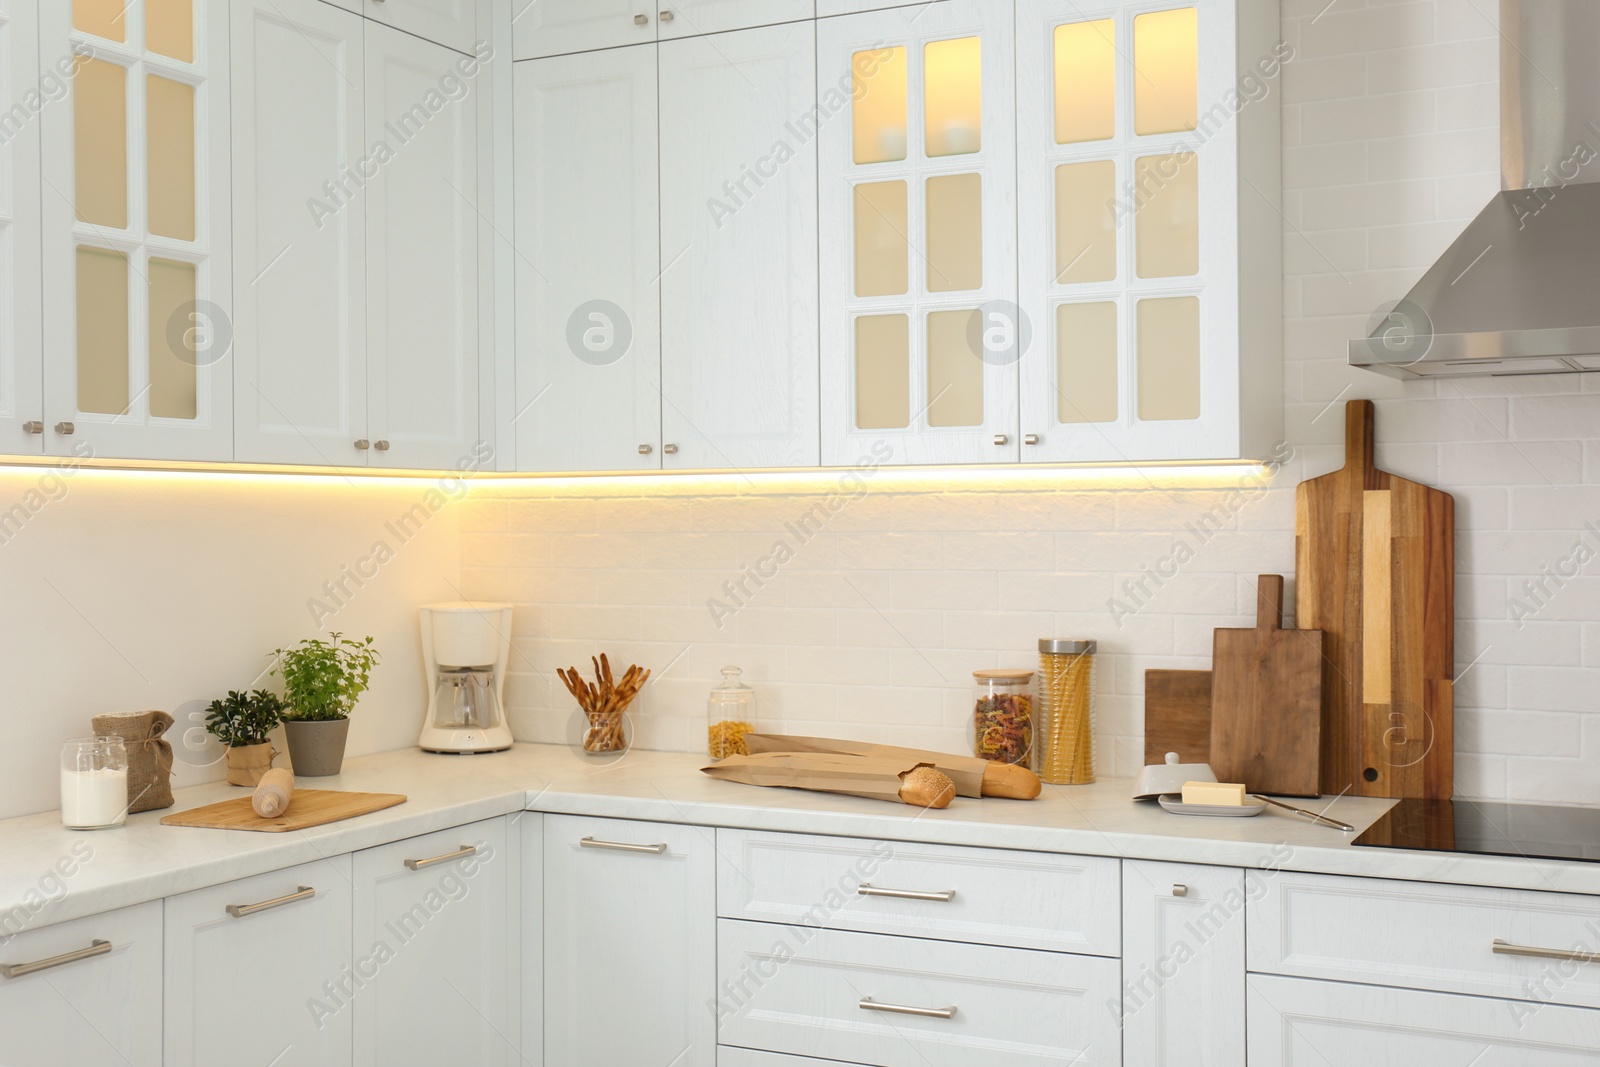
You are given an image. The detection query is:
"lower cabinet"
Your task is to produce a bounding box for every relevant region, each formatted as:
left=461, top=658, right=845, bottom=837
left=1121, top=860, right=1246, bottom=1066
left=164, top=856, right=355, bottom=1067
left=542, top=814, right=717, bottom=1066
left=351, top=816, right=514, bottom=1066
left=720, top=1051, right=872, bottom=1067
left=1247, top=973, right=1600, bottom=1065
left=0, top=899, right=163, bottom=1067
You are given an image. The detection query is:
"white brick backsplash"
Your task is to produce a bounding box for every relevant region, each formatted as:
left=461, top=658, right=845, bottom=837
left=458, top=1, right=1599, bottom=801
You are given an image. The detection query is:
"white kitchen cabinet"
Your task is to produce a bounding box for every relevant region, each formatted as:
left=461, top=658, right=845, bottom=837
left=720, top=1052, right=872, bottom=1067
left=164, top=856, right=354, bottom=1067
left=365, top=0, right=479, bottom=55
left=1015, top=0, right=1283, bottom=463
left=364, top=22, right=482, bottom=471
left=40, top=0, right=234, bottom=462
left=0, top=0, right=42, bottom=454
left=0, top=899, right=163, bottom=1067
left=513, top=46, right=662, bottom=472
left=518, top=812, right=544, bottom=1067
left=352, top=817, right=514, bottom=1067
left=819, top=0, right=949, bottom=15
left=658, top=0, right=816, bottom=39
left=1122, top=859, right=1245, bottom=1067
left=512, top=0, right=655, bottom=60
left=1247, top=973, right=1600, bottom=1065
left=543, top=815, right=716, bottom=1067
left=716, top=919, right=1122, bottom=1066
left=818, top=0, right=1019, bottom=466
left=231, top=0, right=368, bottom=467
left=658, top=22, right=819, bottom=470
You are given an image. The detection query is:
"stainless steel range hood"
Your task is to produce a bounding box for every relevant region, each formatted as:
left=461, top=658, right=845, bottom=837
left=1351, top=0, right=1600, bottom=379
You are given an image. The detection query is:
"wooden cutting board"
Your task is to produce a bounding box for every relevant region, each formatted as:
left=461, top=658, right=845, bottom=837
left=1209, top=575, right=1324, bottom=797
left=1297, top=399, right=1455, bottom=799
left=160, top=790, right=407, bottom=832
left=1143, top=670, right=1212, bottom=766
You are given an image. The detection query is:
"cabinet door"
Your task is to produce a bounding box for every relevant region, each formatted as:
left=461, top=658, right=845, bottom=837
left=819, top=0, right=1018, bottom=467
left=659, top=0, right=815, bottom=39
left=0, top=900, right=163, bottom=1067
left=1248, top=974, right=1600, bottom=1065
left=164, top=857, right=354, bottom=1067
left=365, top=23, right=482, bottom=470
left=1122, top=860, right=1245, bottom=1067
left=512, top=0, right=656, bottom=61
left=819, top=0, right=948, bottom=15
left=659, top=22, right=818, bottom=470
left=544, top=815, right=716, bottom=1067
left=41, top=0, right=233, bottom=462
left=518, top=812, right=543, bottom=1067
left=513, top=47, right=662, bottom=472
left=1016, top=0, right=1261, bottom=462
left=364, top=0, right=478, bottom=55
left=353, top=818, right=513, bottom=1066
left=231, top=0, right=368, bottom=467
left=0, top=0, right=42, bottom=454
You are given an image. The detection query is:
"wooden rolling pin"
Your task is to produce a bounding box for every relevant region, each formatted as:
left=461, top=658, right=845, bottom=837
left=252, top=768, right=295, bottom=818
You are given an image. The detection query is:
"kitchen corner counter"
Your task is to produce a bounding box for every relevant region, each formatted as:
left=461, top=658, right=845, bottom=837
left=4, top=743, right=1598, bottom=932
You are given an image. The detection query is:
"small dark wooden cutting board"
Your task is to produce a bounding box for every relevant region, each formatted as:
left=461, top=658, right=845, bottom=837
left=1143, top=670, right=1213, bottom=766
left=1296, top=400, right=1455, bottom=799
left=1210, top=575, right=1324, bottom=797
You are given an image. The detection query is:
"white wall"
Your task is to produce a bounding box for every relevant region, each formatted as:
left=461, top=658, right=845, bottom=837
left=0, top=467, right=462, bottom=819
left=465, top=1, right=1600, bottom=805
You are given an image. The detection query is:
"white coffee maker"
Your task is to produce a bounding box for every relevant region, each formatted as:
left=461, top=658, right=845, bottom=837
left=419, top=601, right=514, bottom=753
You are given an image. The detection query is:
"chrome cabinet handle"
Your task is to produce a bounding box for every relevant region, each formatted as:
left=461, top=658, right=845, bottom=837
left=1024, top=433, right=1039, bottom=446
left=858, top=884, right=955, bottom=903
left=638, top=444, right=654, bottom=455
left=22, top=421, right=42, bottom=435
left=1493, top=939, right=1600, bottom=964
left=993, top=434, right=1008, bottom=446
left=374, top=440, right=390, bottom=452
left=580, top=836, right=667, bottom=855
left=1, top=939, right=112, bottom=979
left=55, top=422, right=74, bottom=435
left=663, top=443, right=679, bottom=455
left=226, top=886, right=316, bottom=919
left=1172, top=884, right=1189, bottom=897
left=634, top=12, right=649, bottom=23
left=405, top=844, right=476, bottom=871
left=860, top=996, right=956, bottom=1020
left=354, top=439, right=370, bottom=450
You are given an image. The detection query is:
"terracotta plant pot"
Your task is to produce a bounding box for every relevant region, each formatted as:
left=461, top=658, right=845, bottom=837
left=225, top=743, right=277, bottom=787
left=284, top=719, right=351, bottom=777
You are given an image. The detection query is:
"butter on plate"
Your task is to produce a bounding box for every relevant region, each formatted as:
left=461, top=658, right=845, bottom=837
left=1181, top=781, right=1247, bottom=806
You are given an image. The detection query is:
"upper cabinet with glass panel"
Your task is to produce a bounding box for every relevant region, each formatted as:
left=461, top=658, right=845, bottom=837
left=820, top=0, right=1019, bottom=467
left=39, top=0, right=232, bottom=462
left=1017, top=0, right=1284, bottom=464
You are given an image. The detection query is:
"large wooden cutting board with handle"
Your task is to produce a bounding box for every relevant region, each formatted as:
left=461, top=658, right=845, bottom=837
left=160, top=790, right=406, bottom=832
left=1209, top=575, right=1324, bottom=797
left=1143, top=670, right=1212, bottom=766
left=1297, top=399, right=1455, bottom=799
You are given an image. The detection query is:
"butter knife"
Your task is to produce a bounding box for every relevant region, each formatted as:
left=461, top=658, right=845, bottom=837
left=1249, top=794, right=1356, bottom=832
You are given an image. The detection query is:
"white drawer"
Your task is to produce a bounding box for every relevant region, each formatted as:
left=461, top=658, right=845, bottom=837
left=1250, top=871, right=1600, bottom=1008
left=716, top=828, right=1120, bottom=955
left=720, top=1050, right=870, bottom=1067
left=1248, top=974, right=1600, bottom=1064
left=715, top=919, right=1122, bottom=1066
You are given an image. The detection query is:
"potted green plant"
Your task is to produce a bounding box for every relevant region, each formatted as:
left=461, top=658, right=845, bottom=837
left=204, top=689, right=284, bottom=787
left=273, top=633, right=380, bottom=777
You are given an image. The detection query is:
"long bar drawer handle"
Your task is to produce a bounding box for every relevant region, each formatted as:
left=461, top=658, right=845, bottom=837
left=1493, top=939, right=1600, bottom=964
left=858, top=884, right=956, bottom=903
left=859, top=996, right=957, bottom=1020
left=405, top=845, right=477, bottom=871
left=1, top=939, right=112, bottom=979
left=580, top=837, right=667, bottom=855
left=227, top=886, right=316, bottom=919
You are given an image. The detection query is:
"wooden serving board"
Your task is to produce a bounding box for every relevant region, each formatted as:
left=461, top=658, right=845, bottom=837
left=160, top=790, right=407, bottom=832
left=1143, top=670, right=1213, bottom=766
left=1209, top=575, right=1324, bottom=797
left=1297, top=399, right=1455, bottom=799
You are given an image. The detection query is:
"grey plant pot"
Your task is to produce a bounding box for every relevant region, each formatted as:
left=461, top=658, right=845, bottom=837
left=284, top=718, right=351, bottom=777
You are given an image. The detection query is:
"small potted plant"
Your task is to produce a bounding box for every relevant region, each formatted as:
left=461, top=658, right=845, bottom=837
left=204, top=689, right=285, bottom=787
left=273, top=633, right=380, bottom=777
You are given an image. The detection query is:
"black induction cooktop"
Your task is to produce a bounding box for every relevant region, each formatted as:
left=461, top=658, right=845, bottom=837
left=1352, top=799, right=1600, bottom=864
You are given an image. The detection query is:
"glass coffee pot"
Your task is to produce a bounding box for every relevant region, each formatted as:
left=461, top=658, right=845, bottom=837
left=432, top=668, right=501, bottom=732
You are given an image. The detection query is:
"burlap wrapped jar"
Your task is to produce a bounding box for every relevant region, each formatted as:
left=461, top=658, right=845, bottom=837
left=89, top=710, right=176, bottom=813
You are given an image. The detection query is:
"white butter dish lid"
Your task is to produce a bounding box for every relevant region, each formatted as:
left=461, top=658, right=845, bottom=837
left=1132, top=751, right=1218, bottom=800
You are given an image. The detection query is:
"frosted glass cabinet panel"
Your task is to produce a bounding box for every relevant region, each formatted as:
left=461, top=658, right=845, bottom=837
left=820, top=0, right=1018, bottom=467
left=1017, top=0, right=1282, bottom=463
left=0, top=0, right=43, bottom=452
left=41, top=0, right=233, bottom=462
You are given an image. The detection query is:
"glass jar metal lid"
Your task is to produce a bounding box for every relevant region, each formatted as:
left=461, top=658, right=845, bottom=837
left=1039, top=639, right=1096, bottom=655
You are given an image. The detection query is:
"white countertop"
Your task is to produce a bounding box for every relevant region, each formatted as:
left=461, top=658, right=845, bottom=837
left=4, top=743, right=1599, bottom=931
